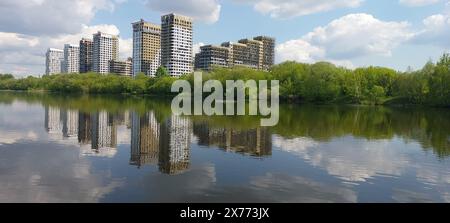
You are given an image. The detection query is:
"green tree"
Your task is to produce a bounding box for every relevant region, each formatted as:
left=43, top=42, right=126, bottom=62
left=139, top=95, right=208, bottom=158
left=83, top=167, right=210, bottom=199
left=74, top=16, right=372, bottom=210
left=155, top=66, right=169, bottom=77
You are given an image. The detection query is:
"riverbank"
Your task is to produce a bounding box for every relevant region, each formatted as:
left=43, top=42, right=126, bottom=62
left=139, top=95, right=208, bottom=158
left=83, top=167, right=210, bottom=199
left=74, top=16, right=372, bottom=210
left=1, top=56, right=449, bottom=107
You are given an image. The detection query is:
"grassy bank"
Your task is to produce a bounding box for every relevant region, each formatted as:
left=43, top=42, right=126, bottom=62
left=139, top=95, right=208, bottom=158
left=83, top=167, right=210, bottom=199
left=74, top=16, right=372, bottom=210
left=1, top=54, right=449, bottom=107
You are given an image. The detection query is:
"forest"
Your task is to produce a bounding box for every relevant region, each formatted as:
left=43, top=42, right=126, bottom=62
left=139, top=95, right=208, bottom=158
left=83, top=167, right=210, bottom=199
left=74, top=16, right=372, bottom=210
left=0, top=54, right=449, bottom=106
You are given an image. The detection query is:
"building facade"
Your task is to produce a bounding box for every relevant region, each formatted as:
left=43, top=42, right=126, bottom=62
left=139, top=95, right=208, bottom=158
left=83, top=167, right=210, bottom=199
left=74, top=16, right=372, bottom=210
left=109, top=58, right=132, bottom=77
left=132, top=19, right=161, bottom=77
left=79, top=38, right=93, bottom=73
left=93, top=32, right=119, bottom=74
left=161, top=13, right=193, bottom=77
left=253, top=36, right=275, bottom=70
left=194, top=45, right=230, bottom=70
left=45, top=48, right=64, bottom=75
left=195, top=36, right=275, bottom=71
left=63, top=44, right=80, bottom=73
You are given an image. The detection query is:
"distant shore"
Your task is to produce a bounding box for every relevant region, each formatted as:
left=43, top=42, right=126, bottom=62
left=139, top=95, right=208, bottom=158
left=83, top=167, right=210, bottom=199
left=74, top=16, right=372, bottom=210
left=1, top=57, right=449, bottom=107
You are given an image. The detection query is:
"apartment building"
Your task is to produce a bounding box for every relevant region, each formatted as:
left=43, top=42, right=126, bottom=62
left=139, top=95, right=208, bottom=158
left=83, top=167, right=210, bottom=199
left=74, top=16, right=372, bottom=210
left=195, top=36, right=275, bottom=71
left=63, top=44, right=80, bottom=73
left=132, top=19, right=161, bottom=77
left=161, top=13, right=193, bottom=77
left=109, top=58, right=132, bottom=77
left=194, top=45, right=231, bottom=70
left=79, top=38, right=93, bottom=73
left=45, top=48, right=64, bottom=75
left=93, top=32, right=119, bottom=74
left=254, top=36, right=276, bottom=70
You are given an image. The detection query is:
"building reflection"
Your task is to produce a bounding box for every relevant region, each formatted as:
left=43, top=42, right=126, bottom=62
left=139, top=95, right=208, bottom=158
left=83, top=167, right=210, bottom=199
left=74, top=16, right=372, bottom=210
left=44, top=107, right=272, bottom=174
left=193, top=123, right=272, bottom=157
left=45, top=106, right=62, bottom=139
left=130, top=112, right=192, bottom=175
left=158, top=115, right=192, bottom=175
left=130, top=111, right=160, bottom=167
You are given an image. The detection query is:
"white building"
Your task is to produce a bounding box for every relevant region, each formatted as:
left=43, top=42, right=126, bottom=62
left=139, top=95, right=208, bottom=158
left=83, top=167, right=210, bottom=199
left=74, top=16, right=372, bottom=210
left=45, top=48, right=64, bottom=75
left=63, top=44, right=80, bottom=73
left=93, top=32, right=119, bottom=74
left=161, top=13, right=193, bottom=77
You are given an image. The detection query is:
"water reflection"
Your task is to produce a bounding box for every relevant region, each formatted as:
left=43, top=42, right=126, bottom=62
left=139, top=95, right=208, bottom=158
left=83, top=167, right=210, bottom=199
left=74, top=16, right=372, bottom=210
left=0, top=92, right=449, bottom=202
left=194, top=123, right=272, bottom=157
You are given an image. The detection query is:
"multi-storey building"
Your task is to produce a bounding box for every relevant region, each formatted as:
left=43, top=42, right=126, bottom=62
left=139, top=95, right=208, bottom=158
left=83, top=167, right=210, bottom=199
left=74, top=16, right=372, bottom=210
left=194, top=45, right=231, bottom=70
left=109, top=58, right=132, bottom=77
left=161, top=13, right=193, bottom=77
left=253, top=36, right=275, bottom=70
left=195, top=36, right=275, bottom=71
left=63, top=44, right=80, bottom=73
left=45, top=48, right=64, bottom=75
left=79, top=38, right=93, bottom=73
left=132, top=19, right=161, bottom=77
left=93, top=32, right=119, bottom=74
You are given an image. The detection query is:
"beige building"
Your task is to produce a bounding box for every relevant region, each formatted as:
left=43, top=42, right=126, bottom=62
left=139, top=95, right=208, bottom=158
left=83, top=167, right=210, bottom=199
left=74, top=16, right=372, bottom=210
left=109, top=58, right=132, bottom=77
left=132, top=19, right=161, bottom=77
left=195, top=36, right=275, bottom=71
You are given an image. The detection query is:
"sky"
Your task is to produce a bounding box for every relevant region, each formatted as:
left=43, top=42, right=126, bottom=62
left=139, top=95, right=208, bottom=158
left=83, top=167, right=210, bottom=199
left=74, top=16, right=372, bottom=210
left=0, top=0, right=449, bottom=77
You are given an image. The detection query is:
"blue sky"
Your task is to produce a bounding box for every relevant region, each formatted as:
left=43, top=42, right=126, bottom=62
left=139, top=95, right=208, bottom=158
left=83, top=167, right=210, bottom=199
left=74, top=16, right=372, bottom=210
left=1, top=0, right=449, bottom=76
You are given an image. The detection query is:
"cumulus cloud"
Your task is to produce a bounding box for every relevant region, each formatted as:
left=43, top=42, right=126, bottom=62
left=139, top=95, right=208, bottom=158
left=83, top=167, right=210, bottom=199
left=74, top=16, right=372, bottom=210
left=145, top=0, right=221, bottom=23
left=0, top=0, right=118, bottom=36
left=276, top=13, right=414, bottom=67
left=399, top=0, right=442, bottom=7
left=413, top=12, right=450, bottom=48
left=236, top=0, right=363, bottom=19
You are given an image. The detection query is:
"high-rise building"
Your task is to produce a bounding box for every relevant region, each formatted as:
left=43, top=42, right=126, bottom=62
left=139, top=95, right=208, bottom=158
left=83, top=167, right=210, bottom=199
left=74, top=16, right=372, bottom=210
left=161, top=13, right=193, bottom=77
left=93, top=32, right=119, bottom=74
left=109, top=58, right=132, bottom=77
left=79, top=38, right=93, bottom=73
left=45, top=48, right=64, bottom=75
left=194, top=45, right=231, bottom=70
left=253, top=36, right=275, bottom=70
left=195, top=36, right=275, bottom=71
left=132, top=19, right=161, bottom=77
left=63, top=44, right=80, bottom=73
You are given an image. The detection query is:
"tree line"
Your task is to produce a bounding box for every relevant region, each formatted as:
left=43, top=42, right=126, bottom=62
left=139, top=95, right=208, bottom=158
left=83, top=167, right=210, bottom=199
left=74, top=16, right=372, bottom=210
left=1, top=54, right=449, bottom=106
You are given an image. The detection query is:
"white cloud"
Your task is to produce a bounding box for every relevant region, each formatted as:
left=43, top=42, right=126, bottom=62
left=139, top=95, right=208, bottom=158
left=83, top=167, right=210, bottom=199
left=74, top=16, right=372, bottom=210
left=236, top=0, right=363, bottom=19
left=413, top=12, right=450, bottom=47
left=399, top=0, right=442, bottom=7
left=276, top=13, right=414, bottom=67
left=145, top=0, right=221, bottom=23
left=0, top=0, right=119, bottom=36
left=0, top=24, right=132, bottom=76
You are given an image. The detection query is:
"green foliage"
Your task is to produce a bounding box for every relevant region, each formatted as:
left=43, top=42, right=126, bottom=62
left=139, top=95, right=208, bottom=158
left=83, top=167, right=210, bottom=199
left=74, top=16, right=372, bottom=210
left=155, top=66, right=169, bottom=77
left=0, top=53, right=449, bottom=106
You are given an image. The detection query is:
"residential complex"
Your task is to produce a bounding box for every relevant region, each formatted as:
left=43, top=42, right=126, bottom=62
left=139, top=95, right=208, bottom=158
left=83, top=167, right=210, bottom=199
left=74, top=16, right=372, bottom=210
left=93, top=32, right=119, bottom=74
left=132, top=19, right=161, bottom=77
left=195, top=36, right=275, bottom=71
left=161, top=13, right=193, bottom=77
left=109, top=58, right=132, bottom=77
left=63, top=44, right=80, bottom=73
left=44, top=13, right=274, bottom=77
left=45, top=48, right=64, bottom=75
left=79, top=38, right=93, bottom=73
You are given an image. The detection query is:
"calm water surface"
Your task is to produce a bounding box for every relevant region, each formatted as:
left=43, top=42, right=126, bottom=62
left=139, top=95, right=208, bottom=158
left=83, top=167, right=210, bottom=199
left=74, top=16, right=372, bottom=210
left=0, top=92, right=449, bottom=202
